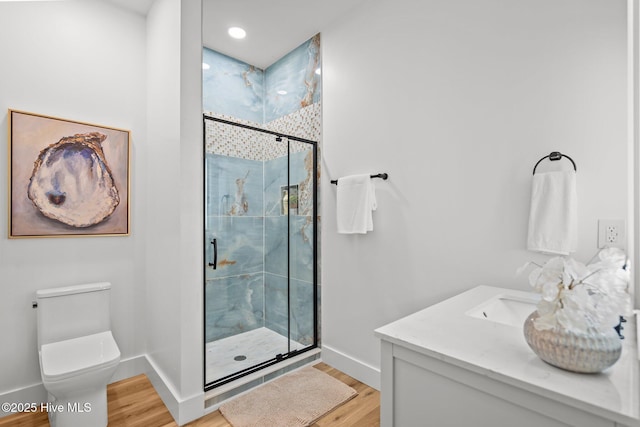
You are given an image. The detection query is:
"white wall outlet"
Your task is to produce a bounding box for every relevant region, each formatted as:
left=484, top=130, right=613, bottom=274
left=598, top=219, right=626, bottom=249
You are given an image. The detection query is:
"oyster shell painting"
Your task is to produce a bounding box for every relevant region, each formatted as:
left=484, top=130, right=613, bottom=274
left=27, top=132, right=120, bottom=227
left=9, top=110, right=130, bottom=238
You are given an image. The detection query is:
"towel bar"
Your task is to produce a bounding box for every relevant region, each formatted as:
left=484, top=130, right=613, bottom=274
left=532, top=152, right=576, bottom=175
left=331, top=173, right=388, bottom=185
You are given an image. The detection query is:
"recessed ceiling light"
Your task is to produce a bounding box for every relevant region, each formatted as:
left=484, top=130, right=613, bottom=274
left=202, top=63, right=210, bottom=70
left=228, top=27, right=246, bottom=40
left=277, top=90, right=287, bottom=95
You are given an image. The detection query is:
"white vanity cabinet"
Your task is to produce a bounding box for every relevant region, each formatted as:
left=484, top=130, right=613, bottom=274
left=375, top=286, right=639, bottom=427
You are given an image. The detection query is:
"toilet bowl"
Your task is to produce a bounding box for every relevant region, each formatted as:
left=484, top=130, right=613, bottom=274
left=36, top=283, right=120, bottom=427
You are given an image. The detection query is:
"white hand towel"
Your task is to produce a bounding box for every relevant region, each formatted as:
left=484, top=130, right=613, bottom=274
left=527, top=171, right=577, bottom=255
left=336, top=174, right=377, bottom=234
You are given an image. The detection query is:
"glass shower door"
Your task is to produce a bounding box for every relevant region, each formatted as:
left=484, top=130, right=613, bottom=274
left=285, top=140, right=317, bottom=353
left=264, top=138, right=317, bottom=357
left=204, top=116, right=317, bottom=390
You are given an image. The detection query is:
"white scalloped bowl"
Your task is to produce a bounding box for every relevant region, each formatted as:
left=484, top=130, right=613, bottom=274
left=523, top=312, right=622, bottom=373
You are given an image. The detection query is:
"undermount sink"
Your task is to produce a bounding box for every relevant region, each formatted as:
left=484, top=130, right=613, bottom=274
left=375, top=286, right=640, bottom=426
left=465, top=293, right=540, bottom=327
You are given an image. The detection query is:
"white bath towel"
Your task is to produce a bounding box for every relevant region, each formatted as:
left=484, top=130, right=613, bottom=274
left=527, top=171, right=577, bottom=255
left=336, top=174, right=377, bottom=234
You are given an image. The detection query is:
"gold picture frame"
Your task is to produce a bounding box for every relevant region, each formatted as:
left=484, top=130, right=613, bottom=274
left=8, top=110, right=130, bottom=238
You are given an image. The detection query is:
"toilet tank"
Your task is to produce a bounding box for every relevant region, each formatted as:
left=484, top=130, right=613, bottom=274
left=36, top=282, right=112, bottom=348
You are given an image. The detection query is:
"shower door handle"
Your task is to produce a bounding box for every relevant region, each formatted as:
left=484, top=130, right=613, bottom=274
left=209, top=238, right=217, bottom=269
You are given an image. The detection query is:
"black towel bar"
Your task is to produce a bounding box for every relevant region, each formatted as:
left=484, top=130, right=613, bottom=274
left=532, top=152, right=576, bottom=175
left=331, top=173, right=388, bottom=185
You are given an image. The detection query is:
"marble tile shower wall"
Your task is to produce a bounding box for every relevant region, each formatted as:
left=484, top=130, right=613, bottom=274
left=203, top=48, right=264, bottom=123
left=204, top=148, right=316, bottom=345
left=203, top=34, right=321, bottom=124
left=205, top=153, right=266, bottom=342
left=203, top=35, right=321, bottom=347
left=263, top=151, right=315, bottom=346
left=264, top=34, right=321, bottom=123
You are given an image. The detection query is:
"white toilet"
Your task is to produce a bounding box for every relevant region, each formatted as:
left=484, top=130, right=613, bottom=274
left=36, top=282, right=120, bottom=427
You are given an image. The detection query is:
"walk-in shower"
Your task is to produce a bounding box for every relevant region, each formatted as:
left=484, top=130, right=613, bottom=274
left=203, top=115, right=318, bottom=390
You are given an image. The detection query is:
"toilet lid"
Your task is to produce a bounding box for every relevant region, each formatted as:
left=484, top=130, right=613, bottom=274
left=40, top=331, right=120, bottom=381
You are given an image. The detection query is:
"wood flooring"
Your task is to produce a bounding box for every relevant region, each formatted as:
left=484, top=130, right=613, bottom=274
left=0, top=362, right=380, bottom=427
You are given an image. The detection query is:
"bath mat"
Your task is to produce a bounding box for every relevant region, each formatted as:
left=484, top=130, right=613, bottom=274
left=219, top=366, right=357, bottom=427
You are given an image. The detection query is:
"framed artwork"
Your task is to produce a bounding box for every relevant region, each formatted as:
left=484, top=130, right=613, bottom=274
left=8, top=110, right=130, bottom=238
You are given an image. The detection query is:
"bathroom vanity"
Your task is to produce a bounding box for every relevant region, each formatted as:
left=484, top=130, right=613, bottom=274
left=374, top=286, right=639, bottom=427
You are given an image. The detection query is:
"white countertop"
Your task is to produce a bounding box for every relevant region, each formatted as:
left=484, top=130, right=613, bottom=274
left=374, top=285, right=640, bottom=426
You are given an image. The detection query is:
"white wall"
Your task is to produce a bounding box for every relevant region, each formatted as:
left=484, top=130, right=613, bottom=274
left=321, top=0, right=629, bottom=388
left=0, top=0, right=147, bottom=400
left=0, top=2, right=204, bottom=424
left=146, top=0, right=203, bottom=423
left=0, top=0, right=631, bottom=422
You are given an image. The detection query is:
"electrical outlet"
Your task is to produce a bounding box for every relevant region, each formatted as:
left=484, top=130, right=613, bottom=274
left=598, top=219, right=626, bottom=249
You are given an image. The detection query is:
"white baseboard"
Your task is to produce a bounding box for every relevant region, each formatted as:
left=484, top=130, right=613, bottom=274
left=0, top=354, right=147, bottom=419
left=144, top=355, right=204, bottom=426
left=3, top=351, right=341, bottom=425
left=321, top=345, right=381, bottom=390
left=0, top=382, right=48, bottom=418
left=112, top=354, right=149, bottom=382
left=1, top=353, right=204, bottom=425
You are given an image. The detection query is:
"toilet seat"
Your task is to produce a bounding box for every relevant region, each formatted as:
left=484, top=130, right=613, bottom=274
left=40, top=331, right=120, bottom=382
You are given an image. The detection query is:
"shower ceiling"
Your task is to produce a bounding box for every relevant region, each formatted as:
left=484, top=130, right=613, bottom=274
left=105, top=0, right=368, bottom=69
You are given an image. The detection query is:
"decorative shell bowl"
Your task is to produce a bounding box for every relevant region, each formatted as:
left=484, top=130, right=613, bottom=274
left=523, top=311, right=622, bottom=373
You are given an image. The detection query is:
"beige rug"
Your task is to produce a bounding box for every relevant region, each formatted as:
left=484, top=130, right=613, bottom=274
left=219, top=366, right=358, bottom=427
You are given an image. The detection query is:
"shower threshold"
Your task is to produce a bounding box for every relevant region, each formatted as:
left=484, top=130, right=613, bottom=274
left=204, top=346, right=321, bottom=410
left=205, top=327, right=308, bottom=385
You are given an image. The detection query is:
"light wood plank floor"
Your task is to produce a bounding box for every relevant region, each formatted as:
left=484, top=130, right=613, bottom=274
left=0, top=362, right=379, bottom=427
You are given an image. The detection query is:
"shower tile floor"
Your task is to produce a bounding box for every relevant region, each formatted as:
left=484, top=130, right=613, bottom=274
left=205, top=327, right=307, bottom=384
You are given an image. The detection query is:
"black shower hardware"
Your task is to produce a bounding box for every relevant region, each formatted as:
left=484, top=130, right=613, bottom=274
left=532, top=151, right=576, bottom=175
left=330, top=173, right=389, bottom=185
left=208, top=238, right=217, bottom=269
left=203, top=113, right=319, bottom=391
